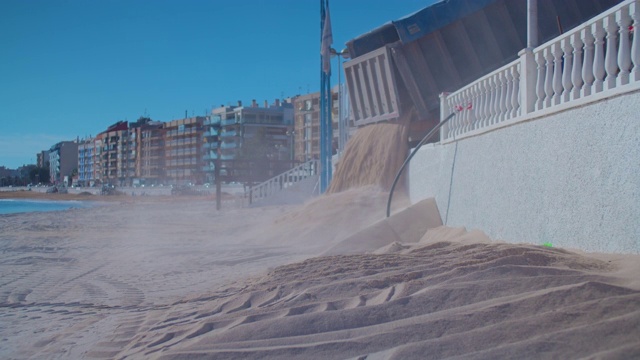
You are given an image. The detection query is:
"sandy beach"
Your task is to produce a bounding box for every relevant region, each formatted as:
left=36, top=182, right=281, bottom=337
left=1, top=188, right=639, bottom=359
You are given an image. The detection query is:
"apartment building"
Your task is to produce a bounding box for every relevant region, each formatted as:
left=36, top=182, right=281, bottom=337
left=214, top=99, right=294, bottom=162
left=77, top=138, right=95, bottom=187
left=97, top=121, right=129, bottom=186
left=164, top=116, right=205, bottom=185
left=49, top=141, right=78, bottom=185
left=36, top=150, right=50, bottom=169
left=292, top=89, right=341, bottom=162
left=92, top=132, right=105, bottom=185
left=201, top=114, right=221, bottom=184
left=133, top=118, right=165, bottom=186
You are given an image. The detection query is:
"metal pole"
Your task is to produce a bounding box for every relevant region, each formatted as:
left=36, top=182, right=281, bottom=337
left=319, top=0, right=332, bottom=193
left=527, top=0, right=538, bottom=48
left=215, top=157, right=221, bottom=210
left=337, top=55, right=343, bottom=154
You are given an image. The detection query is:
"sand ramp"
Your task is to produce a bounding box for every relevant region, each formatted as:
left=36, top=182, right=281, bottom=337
left=323, top=197, right=443, bottom=256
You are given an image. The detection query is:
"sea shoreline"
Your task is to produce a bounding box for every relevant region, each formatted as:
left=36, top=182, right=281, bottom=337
left=0, top=188, right=236, bottom=204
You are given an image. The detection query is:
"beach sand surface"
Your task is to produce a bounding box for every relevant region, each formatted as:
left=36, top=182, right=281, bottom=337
left=1, top=188, right=639, bottom=359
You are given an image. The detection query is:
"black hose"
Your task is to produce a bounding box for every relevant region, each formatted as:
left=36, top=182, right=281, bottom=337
left=386, top=112, right=458, bottom=218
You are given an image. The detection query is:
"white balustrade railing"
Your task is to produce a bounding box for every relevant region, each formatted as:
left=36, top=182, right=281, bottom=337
left=442, top=0, right=639, bottom=141
left=247, top=160, right=318, bottom=204
left=441, top=61, right=521, bottom=140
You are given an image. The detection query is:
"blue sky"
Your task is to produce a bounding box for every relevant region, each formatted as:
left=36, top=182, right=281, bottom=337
left=0, top=0, right=435, bottom=169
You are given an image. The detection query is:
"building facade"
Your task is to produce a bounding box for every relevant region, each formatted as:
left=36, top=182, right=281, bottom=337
left=292, top=89, right=342, bottom=162
left=49, top=141, right=78, bottom=185
left=97, top=121, right=129, bottom=186
left=214, top=99, right=294, bottom=162
left=36, top=150, right=50, bottom=169
left=134, top=119, right=165, bottom=186
left=164, top=116, right=205, bottom=185
left=201, top=114, right=221, bottom=184
left=77, top=138, right=95, bottom=187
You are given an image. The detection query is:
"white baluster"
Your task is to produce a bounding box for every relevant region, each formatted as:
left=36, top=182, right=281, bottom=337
left=482, top=79, right=491, bottom=128
left=593, top=20, right=607, bottom=93
left=491, top=75, right=500, bottom=124
left=498, top=72, right=506, bottom=122
left=552, top=42, right=564, bottom=105
left=582, top=28, right=595, bottom=97
left=499, top=71, right=509, bottom=122
left=476, top=81, right=486, bottom=129
left=467, top=88, right=474, bottom=132
left=571, top=33, right=584, bottom=100
left=494, top=75, right=502, bottom=123
left=536, top=51, right=546, bottom=110
left=489, top=77, right=498, bottom=125
left=439, top=92, right=449, bottom=140
left=504, top=69, right=514, bottom=120
left=468, top=84, right=478, bottom=130
left=482, top=79, right=492, bottom=127
left=476, top=81, right=484, bottom=128
left=511, top=65, right=521, bottom=118
left=456, top=92, right=463, bottom=135
left=500, top=68, right=511, bottom=121
left=617, top=6, right=632, bottom=86
left=480, top=79, right=491, bottom=128
left=471, top=83, right=481, bottom=130
left=632, top=2, right=640, bottom=82
left=604, top=14, right=619, bottom=90
left=460, top=90, right=467, bottom=134
left=452, top=94, right=459, bottom=137
left=562, top=38, right=574, bottom=103
left=544, top=47, right=555, bottom=108
left=461, top=90, right=467, bottom=133
left=452, top=94, right=460, bottom=137
left=464, top=88, right=472, bottom=133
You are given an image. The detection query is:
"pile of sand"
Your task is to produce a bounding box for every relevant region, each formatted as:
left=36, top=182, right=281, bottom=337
left=2, top=189, right=639, bottom=359
left=114, top=225, right=640, bottom=359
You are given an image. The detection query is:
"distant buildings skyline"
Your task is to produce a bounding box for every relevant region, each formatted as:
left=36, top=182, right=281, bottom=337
left=26, top=90, right=351, bottom=187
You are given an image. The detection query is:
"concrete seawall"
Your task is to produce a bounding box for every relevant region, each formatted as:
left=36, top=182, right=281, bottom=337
left=409, top=91, right=640, bottom=254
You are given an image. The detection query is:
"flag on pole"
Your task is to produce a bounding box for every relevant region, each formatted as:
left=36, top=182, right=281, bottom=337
left=321, top=1, right=333, bottom=74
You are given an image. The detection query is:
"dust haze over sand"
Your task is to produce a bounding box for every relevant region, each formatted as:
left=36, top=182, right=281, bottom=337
left=1, top=122, right=640, bottom=359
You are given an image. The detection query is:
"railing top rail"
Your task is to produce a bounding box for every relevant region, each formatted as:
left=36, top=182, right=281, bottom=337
left=533, top=0, right=634, bottom=52
left=447, top=59, right=520, bottom=99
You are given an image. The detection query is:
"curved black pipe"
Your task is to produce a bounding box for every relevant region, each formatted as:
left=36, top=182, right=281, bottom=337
left=386, top=112, right=458, bottom=218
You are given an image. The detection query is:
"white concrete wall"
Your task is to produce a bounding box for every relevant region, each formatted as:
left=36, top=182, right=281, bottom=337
left=409, top=91, right=640, bottom=254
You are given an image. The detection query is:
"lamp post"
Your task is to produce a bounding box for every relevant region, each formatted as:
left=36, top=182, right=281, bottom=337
left=286, top=130, right=295, bottom=164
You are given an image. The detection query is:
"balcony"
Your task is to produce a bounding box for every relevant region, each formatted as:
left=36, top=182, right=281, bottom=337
left=220, top=130, right=237, bottom=137
left=204, top=116, right=221, bottom=126
left=203, top=128, right=220, bottom=137
left=220, top=141, right=237, bottom=149
left=202, top=151, right=219, bottom=160
left=203, top=141, right=219, bottom=149
left=221, top=118, right=238, bottom=126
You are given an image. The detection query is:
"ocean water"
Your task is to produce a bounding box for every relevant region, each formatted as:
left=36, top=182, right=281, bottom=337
left=0, top=199, right=91, bottom=215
